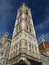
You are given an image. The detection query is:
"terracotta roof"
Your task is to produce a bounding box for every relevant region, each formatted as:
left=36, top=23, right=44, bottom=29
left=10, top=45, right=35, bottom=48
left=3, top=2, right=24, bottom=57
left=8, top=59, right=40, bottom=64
left=38, top=41, right=49, bottom=50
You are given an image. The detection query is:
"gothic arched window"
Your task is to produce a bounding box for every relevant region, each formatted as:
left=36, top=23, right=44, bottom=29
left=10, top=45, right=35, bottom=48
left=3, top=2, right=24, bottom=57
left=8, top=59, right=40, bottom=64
left=16, top=27, right=18, bottom=33
left=1, top=51, right=3, bottom=56
left=25, top=40, right=27, bottom=50
left=29, top=44, right=31, bottom=51
left=26, top=9, right=28, bottom=15
left=19, top=17, right=22, bottom=23
left=30, top=28, right=31, bottom=32
left=26, top=17, right=27, bottom=21
left=29, top=19, right=30, bottom=23
left=19, top=25, right=21, bottom=31
left=20, top=9, right=22, bottom=15
left=26, top=25, right=28, bottom=30
left=35, top=45, right=37, bottom=51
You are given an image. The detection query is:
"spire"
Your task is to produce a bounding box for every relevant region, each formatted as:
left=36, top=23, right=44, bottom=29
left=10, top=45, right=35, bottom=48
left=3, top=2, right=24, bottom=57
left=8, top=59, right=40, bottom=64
left=3, top=32, right=9, bottom=38
left=22, top=2, right=26, bottom=5
left=41, top=37, right=45, bottom=48
left=41, top=37, right=45, bottom=43
left=22, top=3, right=30, bottom=10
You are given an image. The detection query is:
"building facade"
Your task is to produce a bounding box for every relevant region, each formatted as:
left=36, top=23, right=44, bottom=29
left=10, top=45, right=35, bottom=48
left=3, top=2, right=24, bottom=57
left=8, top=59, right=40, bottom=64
left=0, top=33, right=11, bottom=65
left=0, top=3, right=49, bottom=65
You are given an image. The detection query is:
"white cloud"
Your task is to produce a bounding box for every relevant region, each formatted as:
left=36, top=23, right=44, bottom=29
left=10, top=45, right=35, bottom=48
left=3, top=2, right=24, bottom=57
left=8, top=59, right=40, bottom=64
left=35, top=17, right=49, bottom=43
left=35, top=18, right=49, bottom=31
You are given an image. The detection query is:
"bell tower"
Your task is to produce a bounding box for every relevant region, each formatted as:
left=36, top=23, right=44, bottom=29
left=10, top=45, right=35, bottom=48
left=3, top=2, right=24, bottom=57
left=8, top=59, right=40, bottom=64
left=8, top=3, right=42, bottom=65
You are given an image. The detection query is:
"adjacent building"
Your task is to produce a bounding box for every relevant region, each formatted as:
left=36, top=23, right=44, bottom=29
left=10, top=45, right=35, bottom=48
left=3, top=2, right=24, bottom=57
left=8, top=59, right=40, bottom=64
left=39, top=38, right=49, bottom=57
left=38, top=38, right=49, bottom=65
left=0, top=33, right=11, bottom=65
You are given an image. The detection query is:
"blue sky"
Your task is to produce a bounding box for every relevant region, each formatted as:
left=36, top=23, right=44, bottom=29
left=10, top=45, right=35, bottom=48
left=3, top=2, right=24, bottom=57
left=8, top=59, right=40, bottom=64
left=0, top=0, right=49, bottom=43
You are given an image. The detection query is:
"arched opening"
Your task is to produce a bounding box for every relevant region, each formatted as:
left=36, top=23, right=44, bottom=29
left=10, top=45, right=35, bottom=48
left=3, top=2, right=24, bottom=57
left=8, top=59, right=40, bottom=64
left=14, top=60, right=27, bottom=65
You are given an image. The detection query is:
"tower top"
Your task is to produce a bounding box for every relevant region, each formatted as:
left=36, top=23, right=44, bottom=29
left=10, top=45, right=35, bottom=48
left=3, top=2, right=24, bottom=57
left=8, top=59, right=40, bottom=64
left=17, top=3, right=31, bottom=11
